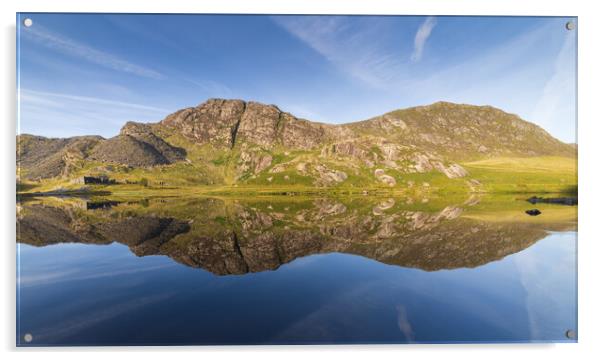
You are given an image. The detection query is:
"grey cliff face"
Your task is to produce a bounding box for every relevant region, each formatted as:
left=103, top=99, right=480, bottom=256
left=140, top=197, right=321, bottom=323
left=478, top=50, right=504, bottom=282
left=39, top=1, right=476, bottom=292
left=162, top=99, right=246, bottom=148
left=161, top=98, right=339, bottom=150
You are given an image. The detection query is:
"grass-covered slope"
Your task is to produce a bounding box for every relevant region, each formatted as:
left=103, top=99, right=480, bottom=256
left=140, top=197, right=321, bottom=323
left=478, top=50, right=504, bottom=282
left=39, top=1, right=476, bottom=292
left=463, top=156, right=577, bottom=194
left=347, top=102, right=575, bottom=160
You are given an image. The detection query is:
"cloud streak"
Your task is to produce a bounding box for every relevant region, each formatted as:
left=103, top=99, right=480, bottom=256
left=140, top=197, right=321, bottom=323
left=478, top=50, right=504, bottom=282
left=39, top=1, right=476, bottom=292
left=529, top=32, right=576, bottom=141
left=396, top=304, right=415, bottom=342
left=184, top=78, right=233, bottom=98
left=30, top=292, right=174, bottom=343
left=19, top=89, right=171, bottom=138
left=21, top=89, right=169, bottom=113
left=272, top=16, right=404, bottom=88
left=22, top=25, right=164, bottom=79
left=411, top=16, right=437, bottom=62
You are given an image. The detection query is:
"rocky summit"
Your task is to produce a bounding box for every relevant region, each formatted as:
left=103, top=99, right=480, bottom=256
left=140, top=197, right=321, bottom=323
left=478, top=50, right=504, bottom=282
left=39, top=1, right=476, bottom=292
left=17, top=99, right=576, bottom=187
left=160, top=99, right=346, bottom=150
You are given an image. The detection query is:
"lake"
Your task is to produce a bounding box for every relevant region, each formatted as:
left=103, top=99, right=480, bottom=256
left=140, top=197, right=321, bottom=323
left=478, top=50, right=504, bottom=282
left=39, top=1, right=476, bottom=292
left=16, top=194, right=577, bottom=345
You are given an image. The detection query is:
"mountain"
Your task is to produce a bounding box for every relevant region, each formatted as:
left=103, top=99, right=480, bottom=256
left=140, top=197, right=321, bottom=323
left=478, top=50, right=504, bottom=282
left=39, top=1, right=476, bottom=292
left=88, top=121, right=186, bottom=167
left=17, top=135, right=102, bottom=180
left=16, top=99, right=576, bottom=189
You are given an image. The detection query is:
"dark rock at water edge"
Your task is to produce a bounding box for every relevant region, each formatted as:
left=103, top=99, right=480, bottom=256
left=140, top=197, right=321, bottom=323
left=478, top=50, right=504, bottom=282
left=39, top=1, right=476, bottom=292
left=526, top=209, right=542, bottom=216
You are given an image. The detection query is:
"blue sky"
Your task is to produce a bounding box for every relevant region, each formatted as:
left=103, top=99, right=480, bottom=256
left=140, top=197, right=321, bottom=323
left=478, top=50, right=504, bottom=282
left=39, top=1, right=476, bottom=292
left=17, top=14, right=576, bottom=142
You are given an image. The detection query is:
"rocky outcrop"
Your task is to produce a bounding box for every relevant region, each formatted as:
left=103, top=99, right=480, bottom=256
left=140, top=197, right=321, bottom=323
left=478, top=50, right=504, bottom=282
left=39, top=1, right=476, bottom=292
left=160, top=98, right=341, bottom=150
left=161, top=99, right=246, bottom=148
left=433, top=162, right=468, bottom=179
left=313, top=164, right=348, bottom=186
left=319, top=137, right=469, bottom=179
left=374, top=169, right=396, bottom=186
left=372, top=198, right=396, bottom=215
left=237, top=148, right=273, bottom=178
left=236, top=102, right=285, bottom=148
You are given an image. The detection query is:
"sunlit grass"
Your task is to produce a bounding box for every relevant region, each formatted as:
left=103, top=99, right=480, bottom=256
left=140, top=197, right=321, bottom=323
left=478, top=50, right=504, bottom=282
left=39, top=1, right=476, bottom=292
left=462, top=156, right=577, bottom=194
left=17, top=156, right=578, bottom=198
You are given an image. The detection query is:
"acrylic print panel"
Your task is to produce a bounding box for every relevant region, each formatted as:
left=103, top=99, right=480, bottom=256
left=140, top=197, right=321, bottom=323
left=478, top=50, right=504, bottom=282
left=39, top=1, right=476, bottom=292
left=16, top=13, right=577, bottom=346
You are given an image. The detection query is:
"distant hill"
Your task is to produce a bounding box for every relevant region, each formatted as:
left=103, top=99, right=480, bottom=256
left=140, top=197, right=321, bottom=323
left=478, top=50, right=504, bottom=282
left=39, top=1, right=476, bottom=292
left=16, top=99, right=576, bottom=188
left=88, top=121, right=186, bottom=167
left=17, top=135, right=102, bottom=180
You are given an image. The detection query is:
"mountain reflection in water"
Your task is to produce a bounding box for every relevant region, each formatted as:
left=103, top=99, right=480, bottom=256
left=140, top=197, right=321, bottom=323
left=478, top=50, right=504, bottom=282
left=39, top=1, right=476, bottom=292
left=17, top=194, right=576, bottom=275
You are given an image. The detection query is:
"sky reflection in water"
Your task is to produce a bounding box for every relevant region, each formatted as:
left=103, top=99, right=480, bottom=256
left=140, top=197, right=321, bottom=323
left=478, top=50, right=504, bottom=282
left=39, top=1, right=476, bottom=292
left=16, top=196, right=577, bottom=345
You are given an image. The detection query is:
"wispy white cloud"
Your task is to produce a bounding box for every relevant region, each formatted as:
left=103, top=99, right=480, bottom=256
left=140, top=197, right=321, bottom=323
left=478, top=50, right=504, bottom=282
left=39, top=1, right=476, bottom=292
left=272, top=16, right=438, bottom=87
left=272, top=16, right=404, bottom=88
left=184, top=78, right=233, bottom=98
left=390, top=22, right=564, bottom=108
left=22, top=25, right=164, bottom=79
left=19, top=89, right=170, bottom=137
left=513, top=232, right=577, bottom=340
left=21, top=89, right=169, bottom=113
left=279, top=103, right=327, bottom=122
left=411, top=17, right=437, bottom=62
left=396, top=304, right=415, bottom=342
left=406, top=22, right=555, bottom=99
left=30, top=292, right=174, bottom=342
left=18, top=261, right=175, bottom=287
left=529, top=32, right=576, bottom=142
left=400, top=20, right=576, bottom=142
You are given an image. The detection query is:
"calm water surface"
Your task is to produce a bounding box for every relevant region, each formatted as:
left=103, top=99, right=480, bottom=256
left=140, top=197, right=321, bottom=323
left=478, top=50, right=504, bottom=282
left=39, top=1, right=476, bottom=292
left=16, top=196, right=577, bottom=345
